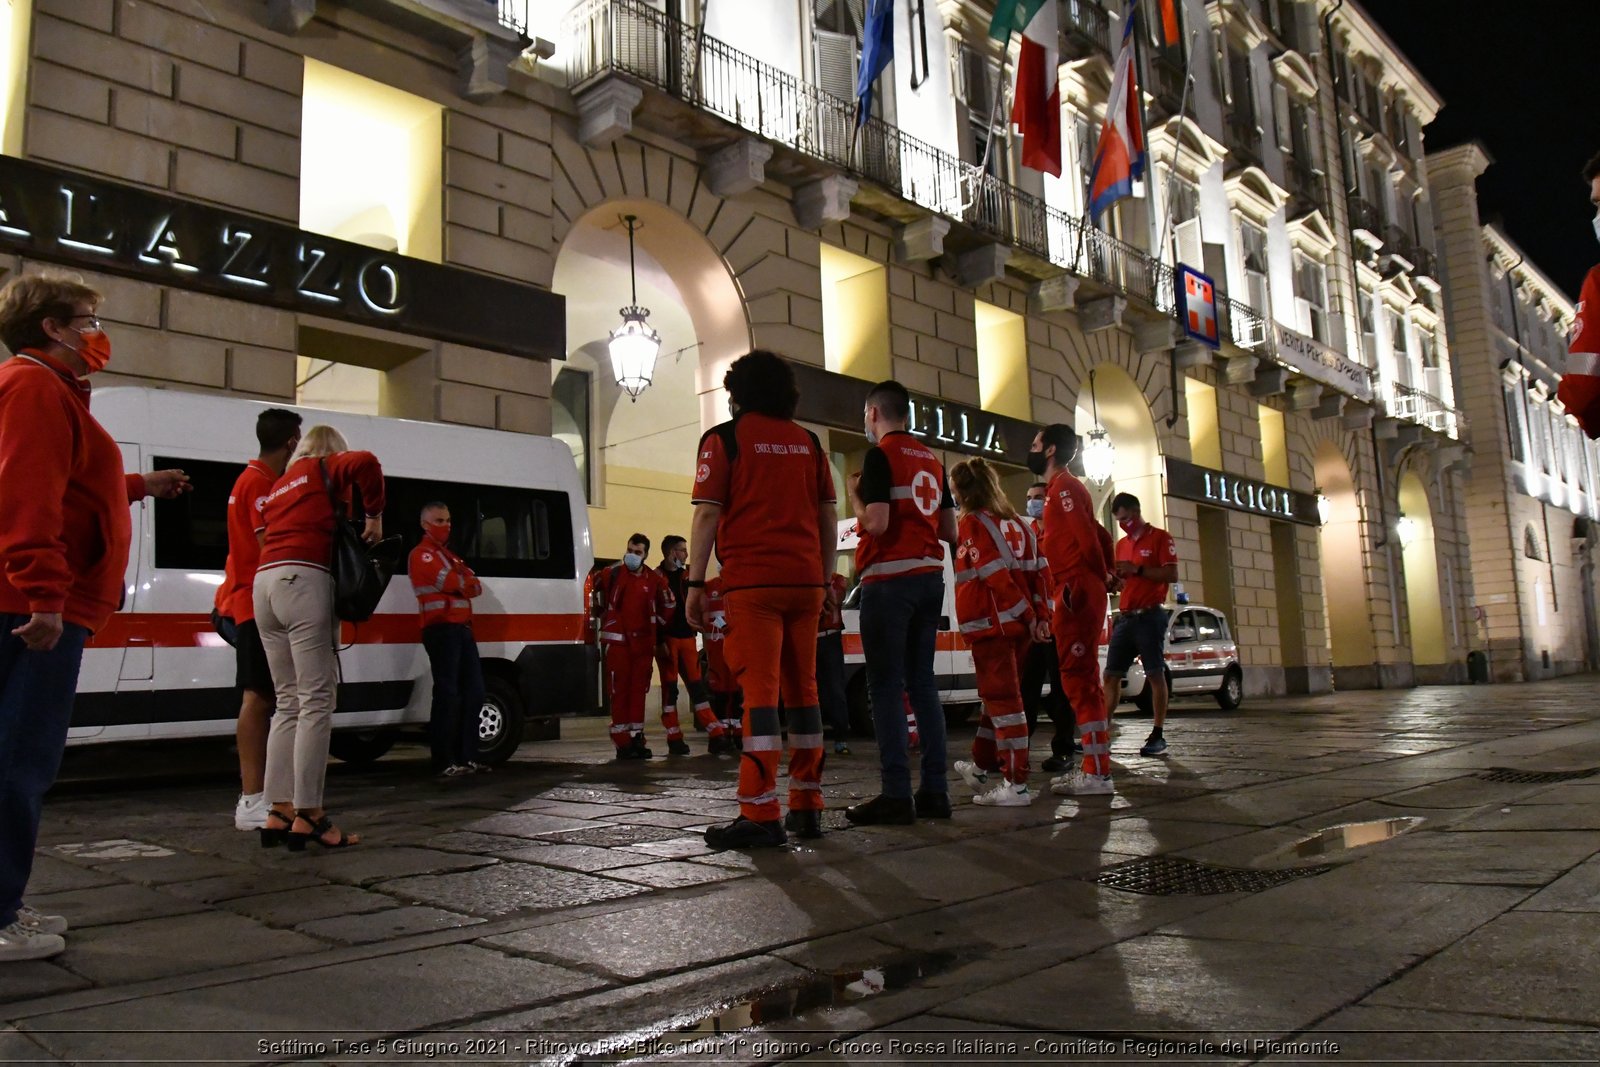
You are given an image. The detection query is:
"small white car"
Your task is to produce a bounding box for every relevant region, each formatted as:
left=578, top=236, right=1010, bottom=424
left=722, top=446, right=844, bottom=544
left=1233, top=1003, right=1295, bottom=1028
left=1109, top=604, right=1244, bottom=712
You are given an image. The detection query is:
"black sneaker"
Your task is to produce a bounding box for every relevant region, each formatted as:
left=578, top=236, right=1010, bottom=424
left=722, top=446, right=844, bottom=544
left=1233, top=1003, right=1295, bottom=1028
left=914, top=790, right=952, bottom=819
left=844, top=795, right=916, bottom=826
left=783, top=809, right=823, bottom=839
left=1041, top=754, right=1070, bottom=773
left=667, top=738, right=692, bottom=756
left=1139, top=733, right=1168, bottom=757
left=706, top=734, right=727, bottom=756
left=703, top=816, right=787, bottom=851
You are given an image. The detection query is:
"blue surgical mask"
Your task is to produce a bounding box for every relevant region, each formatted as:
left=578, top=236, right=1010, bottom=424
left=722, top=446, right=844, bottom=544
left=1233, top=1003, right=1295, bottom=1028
left=623, top=552, right=643, bottom=572
left=1026, top=498, right=1044, bottom=520
left=864, top=421, right=879, bottom=446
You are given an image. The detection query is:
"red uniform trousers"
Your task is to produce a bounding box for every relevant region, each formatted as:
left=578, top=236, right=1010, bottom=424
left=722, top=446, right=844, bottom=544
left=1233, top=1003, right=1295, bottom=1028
left=605, top=634, right=657, bottom=750
left=656, top=636, right=722, bottom=740
left=1052, top=580, right=1110, bottom=777
left=969, top=631, right=1033, bottom=784
left=723, top=586, right=825, bottom=822
left=703, top=636, right=742, bottom=738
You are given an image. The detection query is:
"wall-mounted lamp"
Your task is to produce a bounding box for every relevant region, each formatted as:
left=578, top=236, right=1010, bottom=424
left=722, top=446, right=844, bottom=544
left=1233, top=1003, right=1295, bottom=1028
left=1396, top=513, right=1420, bottom=549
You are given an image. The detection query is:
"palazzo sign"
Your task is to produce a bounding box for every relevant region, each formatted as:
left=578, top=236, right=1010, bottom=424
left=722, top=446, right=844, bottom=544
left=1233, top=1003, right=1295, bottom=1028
left=0, top=155, right=565, bottom=361
left=1166, top=457, right=1320, bottom=526
left=787, top=360, right=1036, bottom=467
left=1271, top=321, right=1372, bottom=404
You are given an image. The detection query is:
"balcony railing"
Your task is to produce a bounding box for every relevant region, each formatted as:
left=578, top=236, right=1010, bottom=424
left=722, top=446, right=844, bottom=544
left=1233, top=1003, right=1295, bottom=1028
left=1390, top=381, right=1460, bottom=439
left=494, top=0, right=529, bottom=36
left=1062, top=0, right=1113, bottom=60
left=1225, top=113, right=1261, bottom=167
left=1149, top=54, right=1186, bottom=117
left=1405, top=244, right=1438, bottom=279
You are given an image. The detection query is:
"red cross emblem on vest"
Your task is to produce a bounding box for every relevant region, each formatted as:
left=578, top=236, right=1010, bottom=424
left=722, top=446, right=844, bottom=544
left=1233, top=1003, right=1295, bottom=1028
left=1000, top=518, right=1025, bottom=558
left=910, top=470, right=941, bottom=516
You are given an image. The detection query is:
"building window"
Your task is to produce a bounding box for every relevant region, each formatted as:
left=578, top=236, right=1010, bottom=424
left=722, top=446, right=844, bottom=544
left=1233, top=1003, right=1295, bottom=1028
left=1524, top=525, right=1543, bottom=562
left=300, top=59, right=443, bottom=262
left=1185, top=378, right=1223, bottom=468
left=907, top=0, right=930, bottom=88
left=1241, top=222, right=1269, bottom=315
left=1388, top=309, right=1412, bottom=385
left=1503, top=380, right=1527, bottom=464
left=975, top=300, right=1029, bottom=421
left=820, top=243, right=890, bottom=381
left=1259, top=403, right=1289, bottom=487
left=1293, top=255, right=1329, bottom=343
left=1171, top=178, right=1202, bottom=267
left=1357, top=290, right=1378, bottom=366
left=0, top=0, right=31, bottom=156
left=552, top=368, right=592, bottom=502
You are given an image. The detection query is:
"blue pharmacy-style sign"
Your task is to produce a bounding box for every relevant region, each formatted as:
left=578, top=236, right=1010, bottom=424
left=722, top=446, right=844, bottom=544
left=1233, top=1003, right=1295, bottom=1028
left=1176, top=264, right=1220, bottom=350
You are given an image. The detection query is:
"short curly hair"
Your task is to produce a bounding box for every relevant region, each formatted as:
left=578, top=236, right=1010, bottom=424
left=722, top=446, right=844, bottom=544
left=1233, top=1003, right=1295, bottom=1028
left=0, top=269, right=101, bottom=355
left=723, top=349, right=799, bottom=419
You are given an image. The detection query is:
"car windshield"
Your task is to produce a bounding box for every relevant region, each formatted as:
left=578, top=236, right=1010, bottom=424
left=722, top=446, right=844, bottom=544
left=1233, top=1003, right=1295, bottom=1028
left=1196, top=612, right=1221, bottom=640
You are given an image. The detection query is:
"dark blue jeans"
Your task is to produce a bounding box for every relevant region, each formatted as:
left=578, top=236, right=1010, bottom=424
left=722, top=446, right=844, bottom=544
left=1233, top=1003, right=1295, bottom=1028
left=859, top=570, right=947, bottom=798
left=422, top=623, right=486, bottom=769
left=0, top=615, right=88, bottom=927
left=816, top=631, right=850, bottom=740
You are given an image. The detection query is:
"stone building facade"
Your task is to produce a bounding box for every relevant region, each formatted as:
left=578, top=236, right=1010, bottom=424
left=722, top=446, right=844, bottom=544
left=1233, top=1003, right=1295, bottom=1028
left=0, top=0, right=1492, bottom=695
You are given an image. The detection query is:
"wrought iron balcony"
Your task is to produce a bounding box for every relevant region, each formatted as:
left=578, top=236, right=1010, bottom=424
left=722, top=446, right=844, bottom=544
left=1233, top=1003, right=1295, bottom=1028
left=1062, top=0, right=1113, bottom=61
left=1406, top=243, right=1438, bottom=280
left=1225, top=113, right=1262, bottom=168
left=495, top=0, right=529, bottom=36
left=563, top=0, right=1177, bottom=313
left=1389, top=381, right=1461, bottom=439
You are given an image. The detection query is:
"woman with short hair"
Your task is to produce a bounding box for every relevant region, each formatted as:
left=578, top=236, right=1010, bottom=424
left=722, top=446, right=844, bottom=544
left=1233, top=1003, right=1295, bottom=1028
left=255, top=424, right=385, bottom=849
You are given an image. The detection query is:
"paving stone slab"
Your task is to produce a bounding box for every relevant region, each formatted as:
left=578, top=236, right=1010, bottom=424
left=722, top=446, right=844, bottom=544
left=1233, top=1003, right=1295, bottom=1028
left=1348, top=829, right=1600, bottom=886
left=940, top=934, right=1414, bottom=1039
left=84, top=852, right=250, bottom=886
left=220, top=884, right=400, bottom=926
left=0, top=1025, right=63, bottom=1062
left=18, top=856, right=123, bottom=895
left=619, top=835, right=722, bottom=860
left=600, top=861, right=746, bottom=889
left=1364, top=911, right=1600, bottom=1025
left=496, top=843, right=656, bottom=872
left=287, top=847, right=497, bottom=887
left=0, top=961, right=91, bottom=1006
left=602, top=810, right=724, bottom=829
left=22, top=884, right=208, bottom=929
left=541, top=824, right=687, bottom=847
left=296, top=905, right=484, bottom=943
left=17, top=944, right=607, bottom=1062
left=506, top=799, right=645, bottom=818
left=378, top=863, right=648, bottom=917
left=1516, top=855, right=1600, bottom=913
left=54, top=909, right=325, bottom=985
left=158, top=868, right=328, bottom=904
left=1295, top=1004, right=1600, bottom=1064
left=459, top=811, right=603, bottom=839
left=421, top=831, right=550, bottom=854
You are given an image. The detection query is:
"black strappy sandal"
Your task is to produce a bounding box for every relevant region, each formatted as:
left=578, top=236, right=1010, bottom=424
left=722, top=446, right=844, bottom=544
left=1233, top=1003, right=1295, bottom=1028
left=286, top=812, right=361, bottom=851
left=258, top=808, right=293, bottom=849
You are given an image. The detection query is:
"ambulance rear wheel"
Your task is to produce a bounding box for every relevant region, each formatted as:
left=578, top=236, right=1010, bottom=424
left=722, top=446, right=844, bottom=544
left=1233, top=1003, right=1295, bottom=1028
left=475, top=674, right=526, bottom=765
left=329, top=728, right=398, bottom=766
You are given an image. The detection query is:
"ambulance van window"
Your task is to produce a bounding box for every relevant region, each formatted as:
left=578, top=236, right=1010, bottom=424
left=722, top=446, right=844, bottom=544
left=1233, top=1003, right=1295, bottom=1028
left=151, top=456, right=236, bottom=570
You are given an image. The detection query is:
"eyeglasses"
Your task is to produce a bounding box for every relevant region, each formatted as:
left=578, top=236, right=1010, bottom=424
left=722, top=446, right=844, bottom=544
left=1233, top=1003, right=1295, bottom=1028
left=71, top=315, right=103, bottom=332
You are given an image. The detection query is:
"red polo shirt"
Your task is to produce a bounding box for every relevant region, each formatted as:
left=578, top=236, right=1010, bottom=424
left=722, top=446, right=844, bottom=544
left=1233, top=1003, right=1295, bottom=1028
left=216, top=459, right=277, bottom=623
left=1115, top=522, right=1178, bottom=611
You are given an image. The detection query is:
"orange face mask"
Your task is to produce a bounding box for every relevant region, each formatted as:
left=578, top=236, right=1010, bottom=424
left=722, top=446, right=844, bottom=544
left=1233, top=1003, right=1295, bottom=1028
left=69, top=327, right=112, bottom=374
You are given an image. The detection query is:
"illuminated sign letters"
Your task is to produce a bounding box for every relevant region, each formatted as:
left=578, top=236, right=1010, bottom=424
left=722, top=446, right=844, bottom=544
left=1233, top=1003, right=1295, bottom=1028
left=1165, top=457, right=1320, bottom=526
left=0, top=155, right=564, bottom=362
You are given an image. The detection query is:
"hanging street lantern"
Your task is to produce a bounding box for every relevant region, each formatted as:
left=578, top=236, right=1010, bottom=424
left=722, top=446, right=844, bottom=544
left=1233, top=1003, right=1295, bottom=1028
left=607, top=214, right=660, bottom=401
left=1081, top=369, right=1116, bottom=486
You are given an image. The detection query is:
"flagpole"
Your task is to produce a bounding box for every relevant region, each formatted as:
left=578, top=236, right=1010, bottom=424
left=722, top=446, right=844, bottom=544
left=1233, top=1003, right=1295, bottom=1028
left=1127, top=1, right=1161, bottom=272
left=1155, top=28, right=1202, bottom=266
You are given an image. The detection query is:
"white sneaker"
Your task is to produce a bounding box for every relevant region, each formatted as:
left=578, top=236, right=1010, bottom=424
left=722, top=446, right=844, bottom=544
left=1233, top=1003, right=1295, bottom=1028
left=953, top=760, right=989, bottom=789
left=439, top=764, right=473, bottom=778
left=973, top=779, right=1033, bottom=807
left=1051, top=770, right=1114, bottom=796
left=233, top=791, right=269, bottom=831
left=16, top=906, right=67, bottom=936
left=0, top=919, right=65, bottom=962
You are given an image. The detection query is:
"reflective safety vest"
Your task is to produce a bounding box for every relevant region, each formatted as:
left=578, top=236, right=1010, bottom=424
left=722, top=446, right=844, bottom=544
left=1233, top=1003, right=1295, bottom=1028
left=598, top=563, right=672, bottom=644
left=408, top=539, right=481, bottom=626
left=953, top=509, right=1035, bottom=641
left=856, top=431, right=948, bottom=582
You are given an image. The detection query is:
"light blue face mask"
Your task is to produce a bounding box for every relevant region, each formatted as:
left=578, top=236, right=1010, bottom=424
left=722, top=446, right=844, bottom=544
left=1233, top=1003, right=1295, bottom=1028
left=623, top=552, right=643, bottom=572
left=1026, top=498, right=1045, bottom=520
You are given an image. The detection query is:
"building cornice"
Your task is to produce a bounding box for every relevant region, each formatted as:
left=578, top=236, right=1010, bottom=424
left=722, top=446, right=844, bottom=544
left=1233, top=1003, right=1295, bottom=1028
left=1317, top=0, right=1443, bottom=122
left=1481, top=225, right=1577, bottom=319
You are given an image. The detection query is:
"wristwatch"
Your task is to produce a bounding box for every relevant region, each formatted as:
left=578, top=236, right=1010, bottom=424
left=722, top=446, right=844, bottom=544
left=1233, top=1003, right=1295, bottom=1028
left=685, top=579, right=705, bottom=589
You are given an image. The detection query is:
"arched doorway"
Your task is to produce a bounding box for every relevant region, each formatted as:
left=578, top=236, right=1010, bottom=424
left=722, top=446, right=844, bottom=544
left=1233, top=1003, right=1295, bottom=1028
left=1314, top=441, right=1374, bottom=671
left=551, top=199, right=749, bottom=560
left=1073, top=364, right=1164, bottom=528
left=1397, top=470, right=1447, bottom=668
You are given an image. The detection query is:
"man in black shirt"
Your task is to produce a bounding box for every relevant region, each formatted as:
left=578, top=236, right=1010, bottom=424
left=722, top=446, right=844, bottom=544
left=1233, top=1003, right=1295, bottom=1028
left=656, top=535, right=730, bottom=755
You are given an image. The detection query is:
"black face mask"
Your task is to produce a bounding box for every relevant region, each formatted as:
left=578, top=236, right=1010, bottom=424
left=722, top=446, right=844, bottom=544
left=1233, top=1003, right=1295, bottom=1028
left=1026, top=449, right=1049, bottom=477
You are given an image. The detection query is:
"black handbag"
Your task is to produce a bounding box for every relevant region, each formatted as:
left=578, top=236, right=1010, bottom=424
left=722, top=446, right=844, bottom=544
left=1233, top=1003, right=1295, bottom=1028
left=320, top=459, right=402, bottom=622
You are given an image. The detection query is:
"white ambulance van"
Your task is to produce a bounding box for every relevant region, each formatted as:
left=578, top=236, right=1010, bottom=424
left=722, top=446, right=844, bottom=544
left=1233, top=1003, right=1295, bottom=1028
left=75, top=387, right=594, bottom=764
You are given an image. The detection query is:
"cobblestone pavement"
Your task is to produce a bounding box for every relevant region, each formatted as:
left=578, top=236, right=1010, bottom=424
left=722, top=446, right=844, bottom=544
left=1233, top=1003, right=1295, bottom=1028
left=4, top=677, right=1600, bottom=1064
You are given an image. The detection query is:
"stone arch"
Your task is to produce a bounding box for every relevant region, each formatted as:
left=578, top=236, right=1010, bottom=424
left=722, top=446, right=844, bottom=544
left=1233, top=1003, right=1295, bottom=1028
left=1314, top=438, right=1374, bottom=669
left=1397, top=467, right=1448, bottom=667
left=1074, top=361, right=1165, bottom=530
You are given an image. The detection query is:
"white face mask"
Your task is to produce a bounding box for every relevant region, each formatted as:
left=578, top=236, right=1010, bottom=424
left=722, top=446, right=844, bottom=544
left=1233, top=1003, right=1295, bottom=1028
left=1592, top=211, right=1600, bottom=248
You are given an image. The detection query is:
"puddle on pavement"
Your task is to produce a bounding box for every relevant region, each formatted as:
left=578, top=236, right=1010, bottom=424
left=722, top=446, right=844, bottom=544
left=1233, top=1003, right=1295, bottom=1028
left=1266, top=816, right=1425, bottom=865
left=545, top=950, right=959, bottom=1065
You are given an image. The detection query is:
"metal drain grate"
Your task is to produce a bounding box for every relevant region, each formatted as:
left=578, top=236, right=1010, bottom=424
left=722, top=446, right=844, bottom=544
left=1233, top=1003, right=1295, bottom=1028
left=1478, top=767, right=1599, bottom=784
left=1082, top=855, right=1332, bottom=895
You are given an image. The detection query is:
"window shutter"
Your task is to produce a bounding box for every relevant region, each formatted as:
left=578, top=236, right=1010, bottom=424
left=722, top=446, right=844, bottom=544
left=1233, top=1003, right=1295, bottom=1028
left=1176, top=217, right=1203, bottom=270
left=846, top=0, right=866, bottom=34
left=816, top=28, right=858, bottom=102
left=962, top=44, right=992, bottom=116
left=1273, top=84, right=1291, bottom=150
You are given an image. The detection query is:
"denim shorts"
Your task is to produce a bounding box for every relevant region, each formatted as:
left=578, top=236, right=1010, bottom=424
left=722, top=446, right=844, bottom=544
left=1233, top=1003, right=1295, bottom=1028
left=1104, top=608, right=1169, bottom=677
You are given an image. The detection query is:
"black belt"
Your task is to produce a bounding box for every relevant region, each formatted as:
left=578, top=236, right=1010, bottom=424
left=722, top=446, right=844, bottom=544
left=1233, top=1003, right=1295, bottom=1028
left=1119, top=606, right=1165, bottom=617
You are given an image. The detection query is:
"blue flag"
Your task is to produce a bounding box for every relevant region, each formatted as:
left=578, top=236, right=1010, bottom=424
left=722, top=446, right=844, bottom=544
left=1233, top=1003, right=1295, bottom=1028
left=855, top=0, right=894, bottom=128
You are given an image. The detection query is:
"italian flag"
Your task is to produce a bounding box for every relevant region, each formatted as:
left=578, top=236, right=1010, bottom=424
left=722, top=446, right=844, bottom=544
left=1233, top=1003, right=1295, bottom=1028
left=989, top=0, right=1061, bottom=176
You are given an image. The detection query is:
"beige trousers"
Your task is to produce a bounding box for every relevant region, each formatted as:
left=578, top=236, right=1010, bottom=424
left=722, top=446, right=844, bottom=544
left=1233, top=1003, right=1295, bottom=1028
left=254, top=565, right=338, bottom=809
